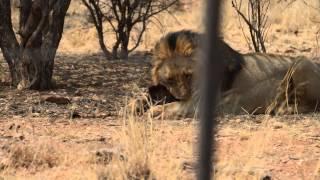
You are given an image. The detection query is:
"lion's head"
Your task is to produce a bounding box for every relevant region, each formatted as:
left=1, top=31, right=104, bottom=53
left=151, top=30, right=200, bottom=100
left=151, top=30, right=244, bottom=101
left=153, top=56, right=196, bottom=100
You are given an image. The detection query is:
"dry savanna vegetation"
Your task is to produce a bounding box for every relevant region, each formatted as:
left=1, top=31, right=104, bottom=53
left=0, top=0, right=320, bottom=179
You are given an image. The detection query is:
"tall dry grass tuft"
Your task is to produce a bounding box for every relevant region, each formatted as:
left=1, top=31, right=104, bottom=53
left=120, top=116, right=154, bottom=179
left=266, top=60, right=309, bottom=115
left=96, top=120, right=153, bottom=179
left=119, top=83, right=152, bottom=118
left=98, top=93, right=189, bottom=179
left=98, top=100, right=155, bottom=179
left=315, top=161, right=320, bottom=179
left=2, top=142, right=62, bottom=172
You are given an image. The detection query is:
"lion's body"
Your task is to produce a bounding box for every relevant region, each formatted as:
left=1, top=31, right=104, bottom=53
left=222, top=53, right=295, bottom=114
left=137, top=30, right=320, bottom=118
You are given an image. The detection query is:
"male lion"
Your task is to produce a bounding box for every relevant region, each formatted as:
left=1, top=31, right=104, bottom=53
left=133, top=30, right=320, bottom=118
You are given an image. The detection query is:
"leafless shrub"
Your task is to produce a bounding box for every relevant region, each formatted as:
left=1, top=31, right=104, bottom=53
left=82, top=0, right=179, bottom=59
left=232, top=0, right=270, bottom=53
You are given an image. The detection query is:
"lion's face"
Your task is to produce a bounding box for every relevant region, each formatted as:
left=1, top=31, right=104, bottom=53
left=152, top=56, right=196, bottom=100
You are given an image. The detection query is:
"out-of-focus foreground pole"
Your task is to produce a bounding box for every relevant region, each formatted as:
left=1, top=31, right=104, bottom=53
left=198, top=0, right=222, bottom=179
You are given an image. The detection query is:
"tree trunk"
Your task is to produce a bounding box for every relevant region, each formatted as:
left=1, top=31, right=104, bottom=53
left=116, top=31, right=129, bottom=59
left=119, top=45, right=129, bottom=59
left=112, top=40, right=121, bottom=59
left=97, top=26, right=112, bottom=59
left=0, top=0, right=71, bottom=90
left=81, top=0, right=112, bottom=59
left=0, top=1, right=21, bottom=85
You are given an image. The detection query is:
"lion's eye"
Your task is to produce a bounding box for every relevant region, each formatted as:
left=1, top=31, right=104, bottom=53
left=167, top=77, right=175, bottom=84
left=184, top=74, right=192, bottom=80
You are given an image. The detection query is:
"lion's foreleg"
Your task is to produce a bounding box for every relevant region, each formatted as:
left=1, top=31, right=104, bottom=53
left=148, top=100, right=196, bottom=119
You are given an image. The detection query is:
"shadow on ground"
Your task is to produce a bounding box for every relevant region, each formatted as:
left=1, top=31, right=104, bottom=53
left=0, top=52, right=152, bottom=119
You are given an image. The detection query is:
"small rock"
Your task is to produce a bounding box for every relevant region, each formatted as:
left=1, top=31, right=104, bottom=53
left=240, top=136, right=249, bottom=141
left=182, top=161, right=198, bottom=171
left=301, top=47, right=311, bottom=52
left=273, top=124, right=283, bottom=129
left=41, top=95, right=71, bottom=105
left=289, top=156, right=300, bottom=160
left=72, top=96, right=82, bottom=102
left=17, top=135, right=24, bottom=141
left=69, top=111, right=81, bottom=119
left=92, top=94, right=101, bottom=101
left=284, top=49, right=295, bottom=54
left=8, top=123, right=15, bottom=130
left=31, top=113, right=41, bottom=117
left=74, top=90, right=82, bottom=96
left=261, top=175, right=272, bottom=180
left=97, top=137, right=106, bottom=142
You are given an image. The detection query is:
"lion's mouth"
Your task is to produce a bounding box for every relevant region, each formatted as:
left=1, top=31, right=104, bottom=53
left=148, top=84, right=180, bottom=104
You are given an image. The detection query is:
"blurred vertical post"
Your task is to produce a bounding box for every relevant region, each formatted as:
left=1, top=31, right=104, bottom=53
left=198, top=0, right=223, bottom=179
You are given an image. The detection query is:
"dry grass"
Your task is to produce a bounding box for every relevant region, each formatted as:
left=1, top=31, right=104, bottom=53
left=3, top=143, right=61, bottom=171
left=97, top=117, right=154, bottom=179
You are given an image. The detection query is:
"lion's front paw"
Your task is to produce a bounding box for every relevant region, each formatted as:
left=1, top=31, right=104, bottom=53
left=146, top=102, right=183, bottom=119
left=147, top=105, right=165, bottom=119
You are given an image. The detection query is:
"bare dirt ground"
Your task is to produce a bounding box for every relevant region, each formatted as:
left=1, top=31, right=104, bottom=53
left=0, top=116, right=319, bottom=179
left=1, top=0, right=320, bottom=179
